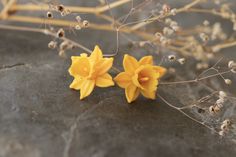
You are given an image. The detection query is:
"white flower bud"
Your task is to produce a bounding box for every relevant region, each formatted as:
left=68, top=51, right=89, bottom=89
left=228, top=60, right=234, bottom=68
left=82, top=20, right=89, bottom=27
left=209, top=105, right=215, bottom=114
left=200, top=33, right=209, bottom=42
left=221, top=123, right=228, bottom=131
left=219, top=91, right=226, bottom=98
left=57, top=5, right=65, bottom=12
left=178, top=58, right=186, bottom=65
left=223, top=119, right=231, bottom=126
left=57, top=28, right=65, bottom=38
left=47, top=12, right=53, bottom=18
left=219, top=130, right=225, bottom=136
left=224, top=79, right=232, bottom=85
left=48, top=41, right=57, bottom=49
left=170, top=8, right=177, bottom=15
left=168, top=55, right=176, bottom=61
left=203, top=20, right=210, bottom=26
left=75, top=25, right=81, bottom=30
left=76, top=16, right=81, bottom=22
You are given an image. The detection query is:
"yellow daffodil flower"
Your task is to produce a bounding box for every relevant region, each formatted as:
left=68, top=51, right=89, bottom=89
left=68, top=45, right=114, bottom=99
left=114, top=54, right=166, bottom=103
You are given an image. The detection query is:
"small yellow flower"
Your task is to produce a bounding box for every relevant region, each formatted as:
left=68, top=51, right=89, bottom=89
left=68, top=45, right=114, bottom=99
left=114, top=54, right=166, bottom=103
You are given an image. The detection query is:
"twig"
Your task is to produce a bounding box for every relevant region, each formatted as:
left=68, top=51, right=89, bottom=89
left=0, top=24, right=92, bottom=53
left=178, top=91, right=218, bottom=109
left=212, top=41, right=236, bottom=52
left=130, top=0, right=203, bottom=30
left=0, top=0, right=16, bottom=19
left=9, top=0, right=131, bottom=14
left=159, top=70, right=232, bottom=85
left=157, top=94, right=218, bottom=134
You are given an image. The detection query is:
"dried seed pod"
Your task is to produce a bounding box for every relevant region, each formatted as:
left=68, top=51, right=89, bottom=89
left=47, top=11, right=53, bottom=18
left=172, top=25, right=180, bottom=32
left=220, top=123, right=229, bottom=131
left=213, top=105, right=220, bottom=113
left=61, top=11, right=66, bottom=16
left=231, top=68, right=236, bottom=73
left=170, top=8, right=177, bottom=15
left=57, top=28, right=65, bottom=38
left=75, top=25, right=81, bottom=30
left=219, top=130, right=225, bottom=136
left=139, top=41, right=146, bottom=47
left=196, top=63, right=209, bottom=70
left=219, top=91, right=227, bottom=98
left=59, top=50, right=66, bottom=58
left=163, top=27, right=174, bottom=36
left=224, top=79, right=232, bottom=85
left=160, top=38, right=170, bottom=46
left=170, top=21, right=178, bottom=27
left=222, top=119, right=231, bottom=126
left=178, top=58, right=186, bottom=65
left=60, top=41, right=69, bottom=50
left=162, top=4, right=171, bottom=13
left=228, top=60, right=235, bottom=68
left=57, top=4, right=65, bottom=12
left=154, top=32, right=162, bottom=39
left=65, top=9, right=71, bottom=15
left=203, top=20, right=210, bottom=26
left=48, top=41, right=57, bottom=49
left=168, top=55, right=176, bottom=62
left=209, top=105, right=215, bottom=114
left=200, top=33, right=209, bottom=42
left=165, top=18, right=172, bottom=24
left=76, top=16, right=81, bottom=22
left=216, top=98, right=224, bottom=105
left=82, top=20, right=89, bottom=27
left=216, top=102, right=223, bottom=109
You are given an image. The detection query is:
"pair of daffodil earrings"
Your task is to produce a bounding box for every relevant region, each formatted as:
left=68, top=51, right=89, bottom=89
left=68, top=45, right=166, bottom=103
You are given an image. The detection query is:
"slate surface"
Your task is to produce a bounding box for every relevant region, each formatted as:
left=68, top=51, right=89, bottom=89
left=0, top=28, right=236, bottom=157
left=1, top=0, right=236, bottom=157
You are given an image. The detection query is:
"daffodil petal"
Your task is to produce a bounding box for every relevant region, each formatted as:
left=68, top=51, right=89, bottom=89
left=96, top=58, right=114, bottom=76
left=69, top=77, right=84, bottom=90
left=142, top=78, right=158, bottom=92
left=69, top=56, right=90, bottom=77
left=125, top=84, right=140, bottom=103
left=80, top=53, right=88, bottom=57
left=90, top=45, right=103, bottom=63
left=154, top=66, right=167, bottom=78
left=71, top=56, right=80, bottom=63
left=114, top=72, right=132, bottom=88
left=139, top=56, right=153, bottom=65
left=141, top=90, right=156, bottom=99
left=138, top=65, right=158, bottom=79
left=123, top=54, right=139, bottom=73
left=132, top=74, right=143, bottom=89
left=80, top=79, right=95, bottom=99
left=96, top=73, right=114, bottom=87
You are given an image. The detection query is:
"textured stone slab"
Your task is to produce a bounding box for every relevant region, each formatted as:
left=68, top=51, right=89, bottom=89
left=0, top=27, right=236, bottom=157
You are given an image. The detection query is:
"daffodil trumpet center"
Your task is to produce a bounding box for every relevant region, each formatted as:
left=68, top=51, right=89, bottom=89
left=83, top=67, right=89, bottom=72
left=138, top=76, right=150, bottom=83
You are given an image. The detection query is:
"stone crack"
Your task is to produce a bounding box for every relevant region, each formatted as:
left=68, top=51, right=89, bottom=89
left=62, top=96, right=115, bottom=157
left=0, top=63, right=26, bottom=71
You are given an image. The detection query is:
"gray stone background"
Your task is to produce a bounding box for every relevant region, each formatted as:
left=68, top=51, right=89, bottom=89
left=0, top=0, right=236, bottom=157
